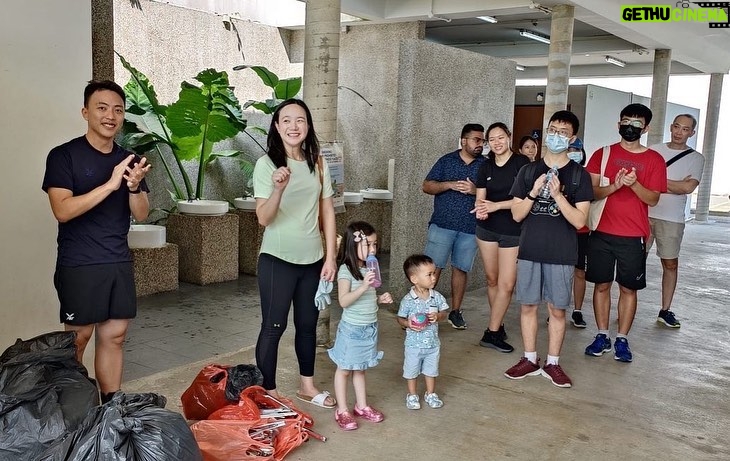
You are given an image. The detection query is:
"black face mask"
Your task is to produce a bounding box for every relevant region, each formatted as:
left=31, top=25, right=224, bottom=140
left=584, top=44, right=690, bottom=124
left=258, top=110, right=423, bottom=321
left=619, top=125, right=642, bottom=142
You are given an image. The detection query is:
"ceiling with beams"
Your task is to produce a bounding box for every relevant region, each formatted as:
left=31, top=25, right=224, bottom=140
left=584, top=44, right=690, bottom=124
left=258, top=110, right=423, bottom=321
left=156, top=0, right=730, bottom=79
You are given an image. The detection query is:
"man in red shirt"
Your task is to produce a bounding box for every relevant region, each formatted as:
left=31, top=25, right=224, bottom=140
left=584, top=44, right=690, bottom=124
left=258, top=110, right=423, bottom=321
left=584, top=103, right=667, bottom=363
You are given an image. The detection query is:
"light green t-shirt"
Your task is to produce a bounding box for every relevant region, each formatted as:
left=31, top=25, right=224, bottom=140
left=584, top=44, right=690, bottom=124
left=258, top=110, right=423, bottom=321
left=337, top=264, right=378, bottom=325
left=253, top=155, right=334, bottom=264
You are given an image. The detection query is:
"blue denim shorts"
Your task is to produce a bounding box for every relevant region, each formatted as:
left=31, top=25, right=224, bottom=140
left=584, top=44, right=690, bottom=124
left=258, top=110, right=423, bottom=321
left=424, top=224, right=478, bottom=272
left=327, top=320, right=383, bottom=370
left=403, top=346, right=440, bottom=379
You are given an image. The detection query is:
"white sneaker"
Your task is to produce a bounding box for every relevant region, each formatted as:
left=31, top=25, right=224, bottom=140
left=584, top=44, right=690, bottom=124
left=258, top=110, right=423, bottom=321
left=405, top=393, right=420, bottom=410
left=424, top=392, right=443, bottom=408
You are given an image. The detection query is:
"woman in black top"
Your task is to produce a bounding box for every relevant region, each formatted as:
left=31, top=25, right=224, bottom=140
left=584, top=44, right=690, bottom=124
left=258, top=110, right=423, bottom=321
left=473, top=123, right=530, bottom=353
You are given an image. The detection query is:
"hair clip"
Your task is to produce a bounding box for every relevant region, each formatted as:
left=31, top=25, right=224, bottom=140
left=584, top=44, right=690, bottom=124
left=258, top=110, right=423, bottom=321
left=353, top=230, right=363, bottom=242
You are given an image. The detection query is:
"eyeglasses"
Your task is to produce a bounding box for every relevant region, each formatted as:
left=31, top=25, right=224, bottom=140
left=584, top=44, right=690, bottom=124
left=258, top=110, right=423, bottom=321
left=546, top=128, right=571, bottom=137
left=620, top=119, right=645, bottom=129
left=464, top=136, right=486, bottom=144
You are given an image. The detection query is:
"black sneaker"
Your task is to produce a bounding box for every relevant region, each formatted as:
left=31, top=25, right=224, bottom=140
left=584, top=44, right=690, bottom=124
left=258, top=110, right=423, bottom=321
left=447, top=310, right=467, bottom=329
left=571, top=311, right=587, bottom=328
left=657, top=309, right=681, bottom=328
left=497, top=324, right=508, bottom=341
left=479, top=329, right=514, bottom=352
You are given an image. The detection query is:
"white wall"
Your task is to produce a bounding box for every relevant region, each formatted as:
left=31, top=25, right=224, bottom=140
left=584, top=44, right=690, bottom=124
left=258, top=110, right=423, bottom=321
left=0, top=1, right=92, bottom=349
left=583, top=84, right=632, bottom=160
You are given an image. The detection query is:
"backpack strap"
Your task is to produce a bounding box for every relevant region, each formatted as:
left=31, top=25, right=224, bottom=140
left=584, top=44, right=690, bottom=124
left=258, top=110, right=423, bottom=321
left=523, top=162, right=538, bottom=196
left=567, top=161, right=582, bottom=204
left=665, top=148, right=694, bottom=167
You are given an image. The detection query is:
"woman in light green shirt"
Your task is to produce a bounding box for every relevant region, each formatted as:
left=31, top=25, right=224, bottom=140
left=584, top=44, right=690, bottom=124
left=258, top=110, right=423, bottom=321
left=252, top=99, right=338, bottom=408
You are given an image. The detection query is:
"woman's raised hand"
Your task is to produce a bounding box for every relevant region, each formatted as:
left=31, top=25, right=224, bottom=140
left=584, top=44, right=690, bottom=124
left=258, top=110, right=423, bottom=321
left=272, top=167, right=291, bottom=189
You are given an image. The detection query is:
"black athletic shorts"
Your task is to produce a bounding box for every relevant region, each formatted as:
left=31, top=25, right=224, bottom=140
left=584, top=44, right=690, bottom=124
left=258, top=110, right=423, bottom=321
left=54, top=262, right=137, bottom=325
left=585, top=231, right=646, bottom=290
left=575, top=232, right=590, bottom=271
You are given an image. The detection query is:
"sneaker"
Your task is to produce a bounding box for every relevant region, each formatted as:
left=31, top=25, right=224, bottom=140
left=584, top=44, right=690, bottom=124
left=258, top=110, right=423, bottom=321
left=585, top=334, right=612, bottom=357
left=541, top=364, right=573, bottom=388
left=498, top=324, right=508, bottom=340
left=334, top=409, right=358, bottom=431
left=657, top=309, right=681, bottom=328
left=423, top=392, right=443, bottom=408
left=571, top=311, right=587, bottom=328
left=614, top=337, right=633, bottom=362
left=447, top=310, right=467, bottom=330
left=479, top=329, right=514, bottom=353
left=405, top=393, right=420, bottom=410
left=353, top=405, right=384, bottom=422
left=504, top=357, right=541, bottom=380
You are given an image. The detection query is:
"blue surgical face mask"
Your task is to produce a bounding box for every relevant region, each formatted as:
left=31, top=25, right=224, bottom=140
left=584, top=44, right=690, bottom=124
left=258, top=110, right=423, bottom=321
left=545, top=132, right=570, bottom=153
left=567, top=152, right=583, bottom=163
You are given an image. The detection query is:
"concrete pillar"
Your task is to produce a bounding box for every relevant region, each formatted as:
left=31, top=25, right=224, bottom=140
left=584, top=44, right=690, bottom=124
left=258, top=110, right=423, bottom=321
left=91, top=0, right=115, bottom=81
left=648, top=49, right=672, bottom=146
left=302, top=0, right=340, bottom=143
left=542, top=4, right=574, bottom=133
left=303, top=0, right=340, bottom=346
left=695, top=73, right=724, bottom=222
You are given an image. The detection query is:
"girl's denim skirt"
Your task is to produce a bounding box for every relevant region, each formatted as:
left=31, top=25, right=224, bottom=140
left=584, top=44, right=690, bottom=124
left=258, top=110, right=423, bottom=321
left=327, top=320, right=383, bottom=370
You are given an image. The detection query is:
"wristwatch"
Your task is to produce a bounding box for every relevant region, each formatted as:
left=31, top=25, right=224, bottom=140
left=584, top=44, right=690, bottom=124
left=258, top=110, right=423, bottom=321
left=129, top=187, right=142, bottom=194
left=526, top=193, right=537, bottom=201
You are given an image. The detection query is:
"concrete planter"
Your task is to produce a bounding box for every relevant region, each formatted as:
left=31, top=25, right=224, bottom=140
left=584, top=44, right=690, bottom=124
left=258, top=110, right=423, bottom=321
left=131, top=243, right=179, bottom=297
left=233, top=209, right=264, bottom=276
left=166, top=213, right=239, bottom=285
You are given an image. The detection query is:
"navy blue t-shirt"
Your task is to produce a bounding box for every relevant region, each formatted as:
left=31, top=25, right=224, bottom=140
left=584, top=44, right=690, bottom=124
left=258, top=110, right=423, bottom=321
left=42, top=136, right=150, bottom=267
left=425, top=150, right=485, bottom=235
left=475, top=153, right=530, bottom=236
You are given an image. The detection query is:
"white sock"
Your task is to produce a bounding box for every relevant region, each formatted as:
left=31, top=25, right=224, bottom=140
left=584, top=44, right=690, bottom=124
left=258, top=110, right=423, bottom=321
left=546, top=355, right=559, bottom=366
left=524, top=351, right=538, bottom=364
left=616, top=333, right=627, bottom=339
left=599, top=329, right=610, bottom=337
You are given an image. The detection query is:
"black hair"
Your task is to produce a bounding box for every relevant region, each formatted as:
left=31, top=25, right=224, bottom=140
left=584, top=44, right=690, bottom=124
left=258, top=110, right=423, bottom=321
left=337, top=221, right=376, bottom=280
left=548, top=110, right=580, bottom=136
left=84, top=80, right=126, bottom=107
left=460, top=123, right=485, bottom=139
left=267, top=99, right=320, bottom=173
left=673, top=113, right=697, bottom=130
left=403, top=254, right=434, bottom=281
left=518, top=135, right=538, bottom=151
left=620, top=103, right=653, bottom=126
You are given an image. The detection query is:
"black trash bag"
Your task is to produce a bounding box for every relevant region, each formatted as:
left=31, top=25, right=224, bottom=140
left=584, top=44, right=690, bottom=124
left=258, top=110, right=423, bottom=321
left=0, top=331, right=99, bottom=461
left=224, top=364, right=263, bottom=401
left=38, top=392, right=203, bottom=461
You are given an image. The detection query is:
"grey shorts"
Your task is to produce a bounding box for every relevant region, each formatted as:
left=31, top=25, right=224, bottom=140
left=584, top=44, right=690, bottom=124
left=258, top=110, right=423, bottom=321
left=403, top=346, right=440, bottom=379
left=475, top=227, right=520, bottom=248
left=647, top=218, right=685, bottom=259
left=515, top=259, right=574, bottom=309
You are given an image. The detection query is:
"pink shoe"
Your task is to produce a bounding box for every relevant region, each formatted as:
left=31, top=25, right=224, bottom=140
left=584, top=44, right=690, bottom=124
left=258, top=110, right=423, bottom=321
left=353, top=405, right=384, bottom=423
left=335, top=409, right=358, bottom=430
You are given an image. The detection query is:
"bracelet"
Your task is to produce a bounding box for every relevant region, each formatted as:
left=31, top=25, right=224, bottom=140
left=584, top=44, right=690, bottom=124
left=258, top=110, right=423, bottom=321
left=129, top=188, right=142, bottom=194
left=526, top=193, right=537, bottom=201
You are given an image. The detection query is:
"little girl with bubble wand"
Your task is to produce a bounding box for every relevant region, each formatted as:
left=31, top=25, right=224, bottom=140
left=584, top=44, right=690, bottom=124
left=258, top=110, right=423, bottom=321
left=327, top=221, right=393, bottom=431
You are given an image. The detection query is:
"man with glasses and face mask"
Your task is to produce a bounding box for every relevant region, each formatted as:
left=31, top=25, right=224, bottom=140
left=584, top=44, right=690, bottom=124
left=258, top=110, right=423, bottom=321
left=647, top=114, right=704, bottom=328
left=422, top=124, right=486, bottom=330
left=584, top=103, right=667, bottom=363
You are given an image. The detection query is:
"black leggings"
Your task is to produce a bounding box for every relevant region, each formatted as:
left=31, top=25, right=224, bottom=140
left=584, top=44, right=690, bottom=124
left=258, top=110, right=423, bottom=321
left=255, top=253, right=323, bottom=390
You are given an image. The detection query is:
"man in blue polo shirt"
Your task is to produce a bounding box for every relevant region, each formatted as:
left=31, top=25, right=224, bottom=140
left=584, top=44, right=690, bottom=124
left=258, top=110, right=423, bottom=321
left=422, top=124, right=486, bottom=329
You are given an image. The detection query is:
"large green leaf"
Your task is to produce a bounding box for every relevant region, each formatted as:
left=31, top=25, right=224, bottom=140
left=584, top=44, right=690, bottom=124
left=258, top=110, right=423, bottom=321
left=116, top=53, right=170, bottom=141
left=274, top=77, right=302, bottom=100
left=241, top=65, right=279, bottom=89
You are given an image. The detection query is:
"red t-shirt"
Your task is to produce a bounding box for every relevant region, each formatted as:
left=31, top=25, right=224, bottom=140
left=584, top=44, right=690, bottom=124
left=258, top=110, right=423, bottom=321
left=586, top=143, right=667, bottom=238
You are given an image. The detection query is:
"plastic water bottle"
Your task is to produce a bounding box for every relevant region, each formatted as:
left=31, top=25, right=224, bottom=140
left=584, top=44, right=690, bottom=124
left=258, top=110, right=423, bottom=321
left=366, top=254, right=382, bottom=288
left=540, top=165, right=559, bottom=198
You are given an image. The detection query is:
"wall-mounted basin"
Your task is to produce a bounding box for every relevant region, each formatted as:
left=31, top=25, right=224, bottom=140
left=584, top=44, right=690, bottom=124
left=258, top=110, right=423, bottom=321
left=233, top=197, right=257, bottom=210
left=128, top=224, right=166, bottom=249
left=360, top=188, right=393, bottom=200
left=177, top=199, right=229, bottom=216
left=344, top=192, right=363, bottom=204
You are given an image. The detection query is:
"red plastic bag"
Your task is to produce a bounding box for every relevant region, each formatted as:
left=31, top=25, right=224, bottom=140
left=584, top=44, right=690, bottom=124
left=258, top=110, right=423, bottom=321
left=181, top=365, right=231, bottom=420
left=240, top=386, right=313, bottom=429
left=208, top=394, right=260, bottom=421
left=190, top=420, right=274, bottom=461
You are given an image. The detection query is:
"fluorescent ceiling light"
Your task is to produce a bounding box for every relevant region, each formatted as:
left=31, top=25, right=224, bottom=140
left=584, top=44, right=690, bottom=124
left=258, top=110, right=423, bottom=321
left=519, top=29, right=550, bottom=44
left=605, top=55, right=627, bottom=67
left=476, top=15, right=498, bottom=23
left=515, top=65, right=525, bottom=71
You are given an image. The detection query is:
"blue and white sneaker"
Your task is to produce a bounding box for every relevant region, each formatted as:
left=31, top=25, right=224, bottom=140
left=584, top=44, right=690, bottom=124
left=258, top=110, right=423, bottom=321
left=585, top=334, right=612, bottom=356
left=614, top=337, right=633, bottom=362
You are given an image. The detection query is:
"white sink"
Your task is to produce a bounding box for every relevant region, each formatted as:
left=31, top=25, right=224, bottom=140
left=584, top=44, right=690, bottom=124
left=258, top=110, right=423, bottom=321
left=233, top=197, right=257, bottom=210
left=344, top=192, right=363, bottom=204
left=128, top=224, right=166, bottom=249
left=360, top=188, right=393, bottom=200
left=177, top=199, right=229, bottom=216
